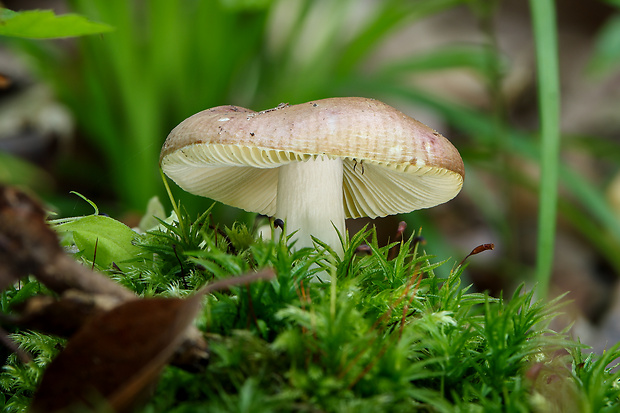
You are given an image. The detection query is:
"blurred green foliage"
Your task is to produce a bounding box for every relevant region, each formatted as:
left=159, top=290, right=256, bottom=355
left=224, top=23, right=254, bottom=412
left=588, top=13, right=620, bottom=77
left=23, top=0, right=464, bottom=213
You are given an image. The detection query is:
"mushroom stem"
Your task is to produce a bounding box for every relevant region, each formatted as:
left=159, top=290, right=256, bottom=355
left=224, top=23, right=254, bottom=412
left=276, top=156, right=345, bottom=258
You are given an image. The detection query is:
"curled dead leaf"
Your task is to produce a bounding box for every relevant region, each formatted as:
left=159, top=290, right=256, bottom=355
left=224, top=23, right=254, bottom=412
left=30, top=268, right=275, bottom=413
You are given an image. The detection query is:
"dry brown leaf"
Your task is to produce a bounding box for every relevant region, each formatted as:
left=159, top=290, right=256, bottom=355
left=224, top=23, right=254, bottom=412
left=30, top=268, right=275, bottom=413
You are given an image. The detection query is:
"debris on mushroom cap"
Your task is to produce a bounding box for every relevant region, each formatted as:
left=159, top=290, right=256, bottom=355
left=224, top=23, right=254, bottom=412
left=160, top=97, right=464, bottom=219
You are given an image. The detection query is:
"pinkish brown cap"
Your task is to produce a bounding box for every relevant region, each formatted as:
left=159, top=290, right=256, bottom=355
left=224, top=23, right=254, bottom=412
left=160, top=97, right=464, bottom=219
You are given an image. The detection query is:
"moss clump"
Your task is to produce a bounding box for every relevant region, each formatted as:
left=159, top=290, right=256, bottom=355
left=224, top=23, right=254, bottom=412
left=1, top=208, right=619, bottom=412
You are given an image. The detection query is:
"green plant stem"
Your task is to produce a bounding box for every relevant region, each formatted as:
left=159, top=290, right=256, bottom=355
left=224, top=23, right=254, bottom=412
left=160, top=168, right=186, bottom=241
left=529, top=0, right=561, bottom=299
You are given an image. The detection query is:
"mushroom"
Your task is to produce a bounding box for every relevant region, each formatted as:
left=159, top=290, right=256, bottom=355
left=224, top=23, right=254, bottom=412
left=160, top=97, right=464, bottom=259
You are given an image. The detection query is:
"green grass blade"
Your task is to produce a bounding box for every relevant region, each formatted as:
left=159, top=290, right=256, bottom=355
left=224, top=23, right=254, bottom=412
left=529, top=0, right=561, bottom=299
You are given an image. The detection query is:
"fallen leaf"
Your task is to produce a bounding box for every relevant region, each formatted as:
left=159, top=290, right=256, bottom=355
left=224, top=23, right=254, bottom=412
left=30, top=268, right=275, bottom=413
left=0, top=185, right=60, bottom=290
left=30, top=294, right=204, bottom=413
left=6, top=291, right=121, bottom=338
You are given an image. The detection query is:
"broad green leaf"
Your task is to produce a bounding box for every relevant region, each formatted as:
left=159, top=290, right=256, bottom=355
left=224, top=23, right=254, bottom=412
left=55, top=215, right=140, bottom=269
left=0, top=8, right=113, bottom=39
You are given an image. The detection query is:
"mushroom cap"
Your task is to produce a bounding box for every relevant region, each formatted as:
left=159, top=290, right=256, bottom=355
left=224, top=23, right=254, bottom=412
left=160, top=97, right=464, bottom=219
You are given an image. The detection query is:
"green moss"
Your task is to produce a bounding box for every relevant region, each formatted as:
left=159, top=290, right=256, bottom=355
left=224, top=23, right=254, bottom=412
left=1, top=208, right=619, bottom=412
